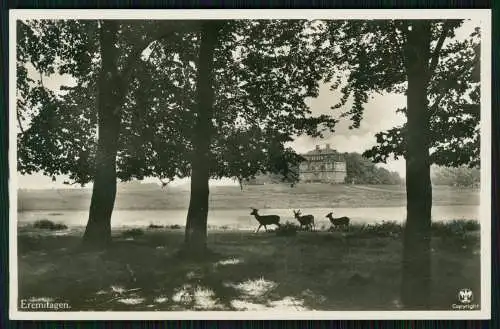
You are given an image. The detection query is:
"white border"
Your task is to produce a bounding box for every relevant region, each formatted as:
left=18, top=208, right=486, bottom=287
left=9, top=9, right=492, bottom=321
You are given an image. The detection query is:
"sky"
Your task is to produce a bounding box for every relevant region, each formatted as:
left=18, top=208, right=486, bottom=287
left=15, top=19, right=478, bottom=189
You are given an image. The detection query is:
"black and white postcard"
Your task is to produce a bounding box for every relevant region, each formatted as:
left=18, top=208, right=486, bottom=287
left=9, top=9, right=492, bottom=320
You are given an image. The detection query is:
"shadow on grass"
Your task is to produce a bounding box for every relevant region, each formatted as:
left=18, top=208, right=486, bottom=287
left=17, top=221, right=481, bottom=311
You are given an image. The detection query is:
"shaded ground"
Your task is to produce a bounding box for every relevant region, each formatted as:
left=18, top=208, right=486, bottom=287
left=17, top=222, right=481, bottom=311
left=18, top=184, right=479, bottom=211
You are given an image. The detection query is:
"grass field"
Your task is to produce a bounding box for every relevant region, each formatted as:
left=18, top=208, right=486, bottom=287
left=18, top=184, right=480, bottom=211
left=17, top=221, right=480, bottom=311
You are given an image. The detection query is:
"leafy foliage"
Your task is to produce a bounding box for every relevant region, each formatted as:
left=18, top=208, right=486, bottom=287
left=18, top=83, right=98, bottom=185
left=17, top=20, right=338, bottom=187
left=204, top=20, right=337, bottom=183
left=322, top=20, right=481, bottom=168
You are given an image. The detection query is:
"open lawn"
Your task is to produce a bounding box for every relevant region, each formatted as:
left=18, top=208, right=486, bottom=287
left=17, top=221, right=480, bottom=311
left=18, top=184, right=480, bottom=211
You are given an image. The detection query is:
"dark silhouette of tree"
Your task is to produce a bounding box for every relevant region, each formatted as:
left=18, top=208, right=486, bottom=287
left=17, top=19, right=337, bottom=253
left=16, top=20, right=198, bottom=248
left=178, top=20, right=337, bottom=255
left=182, top=21, right=221, bottom=255
left=322, top=19, right=480, bottom=309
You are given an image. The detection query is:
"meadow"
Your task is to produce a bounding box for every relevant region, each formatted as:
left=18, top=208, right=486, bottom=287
left=15, top=183, right=482, bottom=311
left=18, top=183, right=480, bottom=211
left=17, top=221, right=480, bottom=311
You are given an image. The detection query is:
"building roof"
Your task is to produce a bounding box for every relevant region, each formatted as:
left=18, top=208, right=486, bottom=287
left=302, top=145, right=345, bottom=162
left=305, top=148, right=339, bottom=155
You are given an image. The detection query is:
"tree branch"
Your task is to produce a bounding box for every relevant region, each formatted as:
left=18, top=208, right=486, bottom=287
left=17, top=112, right=25, bottom=134
left=119, top=21, right=200, bottom=82
left=390, top=21, right=406, bottom=68
left=428, top=22, right=453, bottom=75
left=115, top=21, right=200, bottom=109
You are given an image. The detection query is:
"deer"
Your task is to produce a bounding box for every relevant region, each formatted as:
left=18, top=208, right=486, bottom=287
left=325, top=212, right=350, bottom=230
left=250, top=208, right=281, bottom=232
left=292, top=210, right=315, bottom=231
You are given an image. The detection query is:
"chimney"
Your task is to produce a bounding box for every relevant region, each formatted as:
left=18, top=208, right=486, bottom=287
left=315, top=145, right=320, bottom=151
left=325, top=144, right=330, bottom=150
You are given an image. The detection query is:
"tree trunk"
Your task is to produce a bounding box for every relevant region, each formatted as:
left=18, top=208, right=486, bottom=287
left=183, top=21, right=221, bottom=256
left=401, top=21, right=433, bottom=309
left=82, top=21, right=121, bottom=249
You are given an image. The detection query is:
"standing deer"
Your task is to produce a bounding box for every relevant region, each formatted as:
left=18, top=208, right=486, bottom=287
left=326, top=212, right=350, bottom=230
left=293, top=210, right=315, bottom=231
left=250, top=208, right=281, bottom=232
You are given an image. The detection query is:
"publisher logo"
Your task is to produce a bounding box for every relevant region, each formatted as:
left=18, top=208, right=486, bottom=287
left=458, top=288, right=473, bottom=304
left=451, top=288, right=479, bottom=310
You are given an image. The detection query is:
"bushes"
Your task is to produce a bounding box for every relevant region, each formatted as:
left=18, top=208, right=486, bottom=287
left=32, top=219, right=68, bottom=231
left=343, top=219, right=479, bottom=238
left=431, top=220, right=480, bottom=237
left=147, top=224, right=182, bottom=229
left=121, top=228, right=145, bottom=238
left=275, top=222, right=299, bottom=237
left=348, top=221, right=402, bottom=237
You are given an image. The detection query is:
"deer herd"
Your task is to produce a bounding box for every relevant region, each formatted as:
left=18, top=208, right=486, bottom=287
left=250, top=208, right=350, bottom=233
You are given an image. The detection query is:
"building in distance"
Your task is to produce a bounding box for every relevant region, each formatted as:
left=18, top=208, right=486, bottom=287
left=298, top=144, right=347, bottom=183
left=244, top=144, right=347, bottom=185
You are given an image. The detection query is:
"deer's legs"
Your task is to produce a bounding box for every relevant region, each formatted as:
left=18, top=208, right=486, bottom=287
left=256, top=225, right=262, bottom=233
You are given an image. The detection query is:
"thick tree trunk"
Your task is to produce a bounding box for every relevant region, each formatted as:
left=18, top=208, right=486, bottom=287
left=82, top=21, right=121, bottom=249
left=401, top=21, right=433, bottom=309
left=183, top=21, right=220, bottom=256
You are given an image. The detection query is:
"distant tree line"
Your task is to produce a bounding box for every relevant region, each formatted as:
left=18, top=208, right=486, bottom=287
left=343, top=152, right=403, bottom=185
left=245, top=152, right=403, bottom=185
left=430, top=165, right=480, bottom=187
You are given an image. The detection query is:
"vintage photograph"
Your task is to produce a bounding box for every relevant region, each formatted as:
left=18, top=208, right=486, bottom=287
left=9, top=10, right=491, bottom=320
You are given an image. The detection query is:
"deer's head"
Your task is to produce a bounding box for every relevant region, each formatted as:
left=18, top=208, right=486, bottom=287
left=250, top=208, right=259, bottom=216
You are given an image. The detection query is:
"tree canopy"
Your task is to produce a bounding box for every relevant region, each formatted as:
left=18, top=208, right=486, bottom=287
left=320, top=20, right=480, bottom=168
left=17, top=19, right=338, bottom=187
left=317, top=19, right=481, bottom=309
